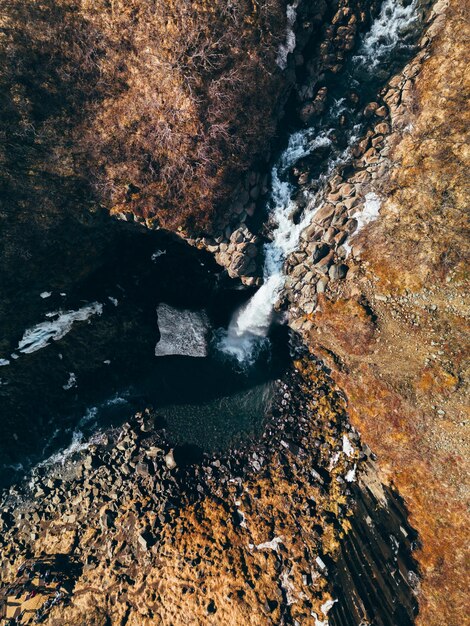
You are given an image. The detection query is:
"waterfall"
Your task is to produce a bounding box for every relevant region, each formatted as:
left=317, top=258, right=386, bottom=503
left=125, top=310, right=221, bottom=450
left=218, top=0, right=422, bottom=365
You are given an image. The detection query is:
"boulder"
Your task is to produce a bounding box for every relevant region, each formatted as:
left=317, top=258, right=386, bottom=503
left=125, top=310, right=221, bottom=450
left=165, top=450, right=177, bottom=470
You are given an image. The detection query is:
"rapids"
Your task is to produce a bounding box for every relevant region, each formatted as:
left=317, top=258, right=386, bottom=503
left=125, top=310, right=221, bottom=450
left=218, top=0, right=424, bottom=365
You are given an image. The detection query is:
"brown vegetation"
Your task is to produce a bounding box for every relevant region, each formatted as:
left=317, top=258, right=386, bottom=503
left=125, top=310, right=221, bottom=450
left=1, top=0, right=291, bottom=234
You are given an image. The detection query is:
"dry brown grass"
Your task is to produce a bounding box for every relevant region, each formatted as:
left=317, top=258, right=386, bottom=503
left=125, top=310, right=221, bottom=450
left=0, top=0, right=290, bottom=233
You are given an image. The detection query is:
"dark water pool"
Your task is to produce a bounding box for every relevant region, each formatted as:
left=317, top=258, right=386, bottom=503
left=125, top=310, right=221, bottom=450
left=0, top=225, right=290, bottom=487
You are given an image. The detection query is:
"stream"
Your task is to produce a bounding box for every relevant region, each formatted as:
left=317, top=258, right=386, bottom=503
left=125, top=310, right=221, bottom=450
left=218, top=0, right=426, bottom=364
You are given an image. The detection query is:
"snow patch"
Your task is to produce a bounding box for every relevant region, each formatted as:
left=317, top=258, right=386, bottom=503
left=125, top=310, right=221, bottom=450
left=280, top=568, right=297, bottom=605
left=342, top=434, right=355, bottom=457
left=356, top=192, right=382, bottom=231
left=321, top=598, right=337, bottom=615
left=256, top=537, right=284, bottom=552
left=276, top=0, right=299, bottom=69
left=345, top=464, right=357, bottom=482
left=343, top=192, right=382, bottom=257
left=17, top=303, right=103, bottom=354
left=312, top=613, right=329, bottom=626
left=315, top=556, right=327, bottom=571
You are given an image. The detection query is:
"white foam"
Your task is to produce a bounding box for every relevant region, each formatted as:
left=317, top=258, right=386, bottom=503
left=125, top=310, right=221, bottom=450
left=276, top=0, right=300, bottom=69
left=17, top=302, right=103, bottom=354
left=155, top=304, right=210, bottom=357
left=354, top=0, right=419, bottom=70
left=105, top=394, right=128, bottom=407
left=38, top=429, right=90, bottom=468
left=280, top=568, right=297, bottom=606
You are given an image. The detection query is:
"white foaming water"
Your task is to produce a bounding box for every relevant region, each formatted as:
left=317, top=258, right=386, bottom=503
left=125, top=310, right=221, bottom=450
left=219, top=131, right=340, bottom=364
left=354, top=0, right=420, bottom=69
left=219, top=0, right=420, bottom=365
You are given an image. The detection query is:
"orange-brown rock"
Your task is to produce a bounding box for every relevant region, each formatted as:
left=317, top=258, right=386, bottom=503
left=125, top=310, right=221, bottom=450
left=303, top=2, right=470, bottom=623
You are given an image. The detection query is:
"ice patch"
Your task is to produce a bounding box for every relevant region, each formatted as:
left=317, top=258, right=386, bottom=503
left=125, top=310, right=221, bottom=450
left=63, top=372, right=77, bottom=390
left=108, top=296, right=119, bottom=306
left=0, top=358, right=10, bottom=367
left=17, top=302, right=103, bottom=354
left=276, top=0, right=300, bottom=69
left=40, top=291, right=52, bottom=299
left=155, top=304, right=210, bottom=358
left=152, top=249, right=167, bottom=261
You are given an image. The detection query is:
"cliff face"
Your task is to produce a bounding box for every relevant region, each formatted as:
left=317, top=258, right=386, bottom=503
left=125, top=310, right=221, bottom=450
left=294, top=1, right=469, bottom=623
